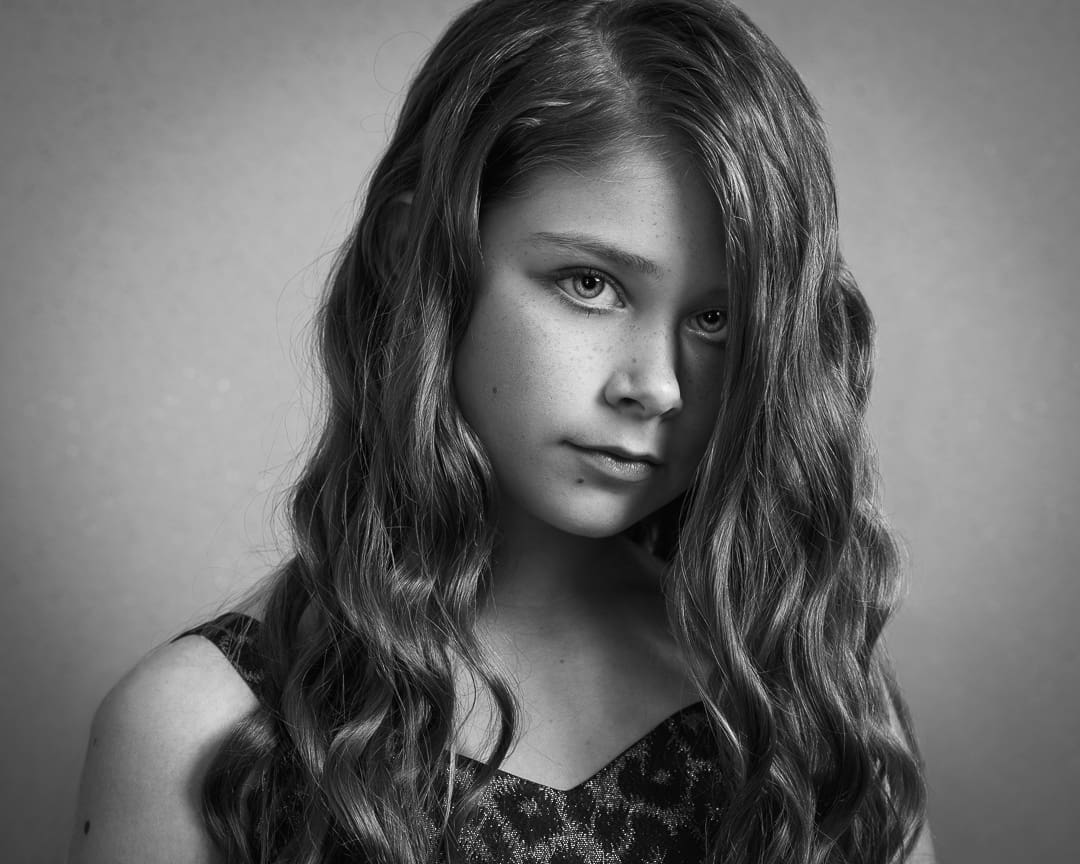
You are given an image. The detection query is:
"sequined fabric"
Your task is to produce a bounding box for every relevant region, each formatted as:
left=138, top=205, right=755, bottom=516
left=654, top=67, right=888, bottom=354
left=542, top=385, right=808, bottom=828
left=182, top=613, right=723, bottom=863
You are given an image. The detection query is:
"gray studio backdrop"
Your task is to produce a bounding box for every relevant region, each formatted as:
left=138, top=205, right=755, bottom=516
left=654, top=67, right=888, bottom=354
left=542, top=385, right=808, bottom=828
left=1, top=1, right=1077, bottom=862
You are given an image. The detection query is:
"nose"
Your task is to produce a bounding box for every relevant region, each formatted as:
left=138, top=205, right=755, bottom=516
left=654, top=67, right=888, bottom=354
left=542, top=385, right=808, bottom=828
left=602, top=324, right=683, bottom=419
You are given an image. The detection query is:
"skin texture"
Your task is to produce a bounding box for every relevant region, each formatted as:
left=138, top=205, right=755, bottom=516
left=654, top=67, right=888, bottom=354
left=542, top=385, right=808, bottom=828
left=454, top=146, right=728, bottom=547
left=67, top=635, right=257, bottom=864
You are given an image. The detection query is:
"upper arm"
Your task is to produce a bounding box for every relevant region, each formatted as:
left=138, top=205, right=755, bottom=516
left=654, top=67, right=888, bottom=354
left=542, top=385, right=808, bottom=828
left=67, top=635, right=260, bottom=864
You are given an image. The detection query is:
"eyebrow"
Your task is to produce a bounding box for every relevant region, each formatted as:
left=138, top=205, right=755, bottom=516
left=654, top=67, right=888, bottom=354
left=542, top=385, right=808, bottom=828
left=527, top=231, right=664, bottom=278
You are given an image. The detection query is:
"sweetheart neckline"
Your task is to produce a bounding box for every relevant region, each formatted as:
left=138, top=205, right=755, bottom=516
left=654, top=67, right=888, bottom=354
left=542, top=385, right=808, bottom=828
left=450, top=700, right=707, bottom=794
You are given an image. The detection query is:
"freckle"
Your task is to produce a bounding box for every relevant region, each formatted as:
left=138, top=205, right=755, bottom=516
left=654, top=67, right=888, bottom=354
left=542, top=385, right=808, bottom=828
left=492, top=386, right=498, bottom=395
left=84, top=820, right=91, bottom=835
left=575, top=477, right=584, bottom=484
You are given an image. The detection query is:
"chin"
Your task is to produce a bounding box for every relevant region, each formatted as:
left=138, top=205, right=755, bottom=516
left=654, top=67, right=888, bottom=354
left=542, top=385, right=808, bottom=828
left=536, top=496, right=655, bottom=540
left=558, top=519, right=631, bottom=540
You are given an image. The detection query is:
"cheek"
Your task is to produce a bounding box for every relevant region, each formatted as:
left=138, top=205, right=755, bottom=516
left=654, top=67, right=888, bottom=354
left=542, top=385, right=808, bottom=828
left=456, top=296, right=600, bottom=433
left=680, top=352, right=726, bottom=455
left=453, top=298, right=556, bottom=446
left=454, top=312, right=512, bottom=435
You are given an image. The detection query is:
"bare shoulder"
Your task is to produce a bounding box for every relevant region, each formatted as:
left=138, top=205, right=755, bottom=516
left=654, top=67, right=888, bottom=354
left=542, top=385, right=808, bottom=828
left=68, top=633, right=260, bottom=864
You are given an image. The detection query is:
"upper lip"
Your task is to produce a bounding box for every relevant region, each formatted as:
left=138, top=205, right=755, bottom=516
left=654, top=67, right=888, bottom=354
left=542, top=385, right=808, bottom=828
left=573, top=443, right=663, bottom=465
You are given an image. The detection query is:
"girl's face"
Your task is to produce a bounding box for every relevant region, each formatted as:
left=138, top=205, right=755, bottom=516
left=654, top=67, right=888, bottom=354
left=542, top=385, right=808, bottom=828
left=454, top=146, right=728, bottom=539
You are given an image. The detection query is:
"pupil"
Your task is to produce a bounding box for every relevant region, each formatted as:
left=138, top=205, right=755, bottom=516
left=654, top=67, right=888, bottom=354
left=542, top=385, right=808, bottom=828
left=698, top=310, right=727, bottom=333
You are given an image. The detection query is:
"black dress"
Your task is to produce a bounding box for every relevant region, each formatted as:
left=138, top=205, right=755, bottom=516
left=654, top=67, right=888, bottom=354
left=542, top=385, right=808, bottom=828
left=182, top=613, right=723, bottom=863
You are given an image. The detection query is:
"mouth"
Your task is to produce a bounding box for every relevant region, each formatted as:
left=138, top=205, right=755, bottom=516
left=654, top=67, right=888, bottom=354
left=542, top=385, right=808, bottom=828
left=567, top=442, right=663, bottom=482
left=589, top=446, right=662, bottom=466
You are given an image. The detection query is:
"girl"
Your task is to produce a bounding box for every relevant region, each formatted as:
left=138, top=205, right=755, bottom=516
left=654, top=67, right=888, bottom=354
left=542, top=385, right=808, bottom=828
left=70, top=0, right=933, bottom=862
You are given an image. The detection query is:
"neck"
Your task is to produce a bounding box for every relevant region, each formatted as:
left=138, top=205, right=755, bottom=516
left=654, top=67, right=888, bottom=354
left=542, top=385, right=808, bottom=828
left=481, top=508, right=657, bottom=630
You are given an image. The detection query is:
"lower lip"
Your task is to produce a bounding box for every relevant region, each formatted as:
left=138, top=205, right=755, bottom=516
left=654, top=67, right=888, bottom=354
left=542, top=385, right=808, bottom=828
left=570, top=445, right=657, bottom=483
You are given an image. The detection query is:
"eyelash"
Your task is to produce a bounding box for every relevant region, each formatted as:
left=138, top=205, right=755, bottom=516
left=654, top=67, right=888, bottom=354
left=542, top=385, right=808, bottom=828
left=550, top=267, right=728, bottom=342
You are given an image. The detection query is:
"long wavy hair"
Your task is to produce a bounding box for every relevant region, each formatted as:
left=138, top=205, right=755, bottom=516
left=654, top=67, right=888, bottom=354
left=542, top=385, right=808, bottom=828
left=199, top=0, right=926, bottom=861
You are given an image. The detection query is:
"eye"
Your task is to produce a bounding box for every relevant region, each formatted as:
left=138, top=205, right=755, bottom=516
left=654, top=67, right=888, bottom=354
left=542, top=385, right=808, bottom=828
left=553, top=268, right=623, bottom=308
left=688, top=308, right=728, bottom=341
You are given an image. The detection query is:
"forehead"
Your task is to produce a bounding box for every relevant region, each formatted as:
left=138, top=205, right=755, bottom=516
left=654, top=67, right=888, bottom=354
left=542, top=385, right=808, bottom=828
left=479, top=147, right=727, bottom=283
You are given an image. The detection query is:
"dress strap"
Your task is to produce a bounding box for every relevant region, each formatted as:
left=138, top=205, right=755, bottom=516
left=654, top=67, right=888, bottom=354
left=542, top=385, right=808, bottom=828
left=174, top=612, right=266, bottom=700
